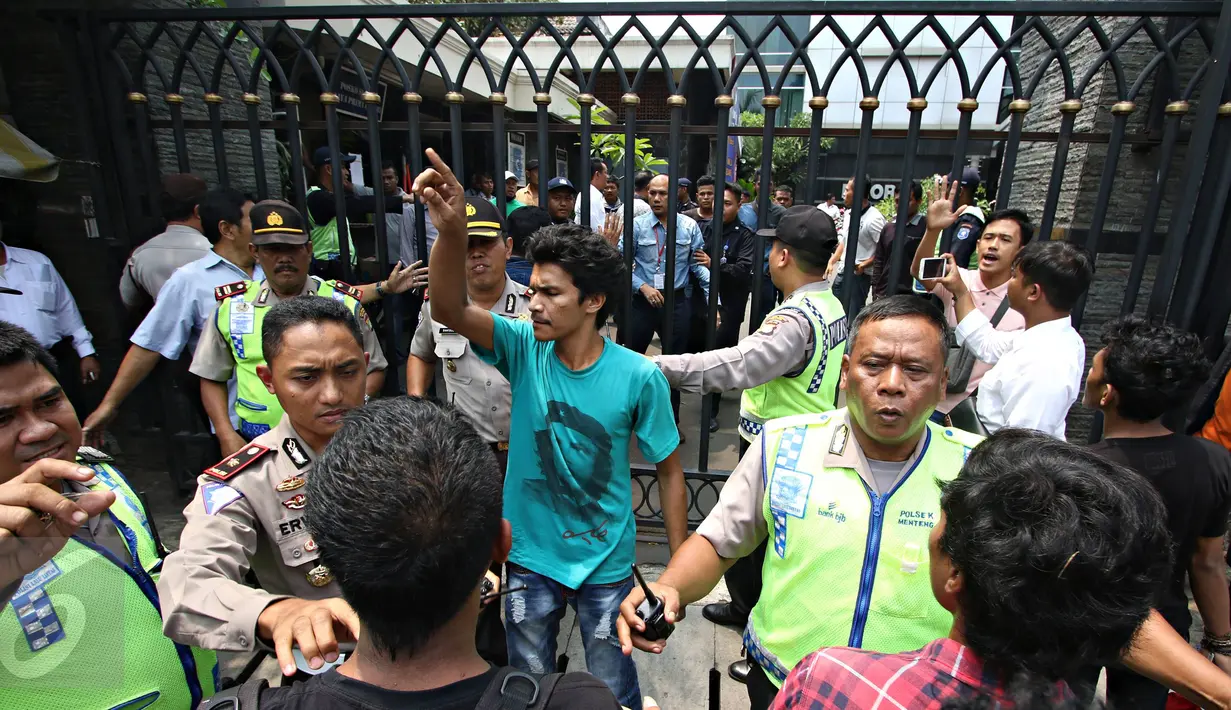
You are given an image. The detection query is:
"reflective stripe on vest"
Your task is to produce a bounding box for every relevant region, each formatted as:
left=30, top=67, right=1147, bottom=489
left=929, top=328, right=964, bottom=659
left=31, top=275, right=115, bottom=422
left=306, top=186, right=357, bottom=264
left=739, top=289, right=848, bottom=440
left=746, top=410, right=983, bottom=687
left=218, top=278, right=364, bottom=431
left=0, top=463, right=218, bottom=708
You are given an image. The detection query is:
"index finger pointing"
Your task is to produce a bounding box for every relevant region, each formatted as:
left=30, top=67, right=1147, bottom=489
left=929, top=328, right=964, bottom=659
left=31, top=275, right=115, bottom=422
left=424, top=148, right=459, bottom=186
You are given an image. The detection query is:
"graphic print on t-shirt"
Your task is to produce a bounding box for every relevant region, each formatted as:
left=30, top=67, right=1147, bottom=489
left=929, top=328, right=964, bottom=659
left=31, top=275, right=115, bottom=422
left=532, top=400, right=614, bottom=546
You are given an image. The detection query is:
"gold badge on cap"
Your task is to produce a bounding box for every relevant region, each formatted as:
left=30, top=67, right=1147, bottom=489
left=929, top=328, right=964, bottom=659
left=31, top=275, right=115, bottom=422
left=267, top=211, right=284, bottom=227
left=276, top=476, right=305, bottom=493
left=306, top=565, right=333, bottom=587
left=466, top=203, right=477, bottom=217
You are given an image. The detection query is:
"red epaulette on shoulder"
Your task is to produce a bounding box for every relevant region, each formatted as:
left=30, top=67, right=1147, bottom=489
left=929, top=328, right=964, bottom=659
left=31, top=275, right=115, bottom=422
left=204, top=443, right=272, bottom=481
left=215, top=281, right=247, bottom=301
left=331, top=281, right=362, bottom=300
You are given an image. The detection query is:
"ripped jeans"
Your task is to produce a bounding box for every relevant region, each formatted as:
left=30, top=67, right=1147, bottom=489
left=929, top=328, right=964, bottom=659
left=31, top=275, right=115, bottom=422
left=505, top=562, right=642, bottom=710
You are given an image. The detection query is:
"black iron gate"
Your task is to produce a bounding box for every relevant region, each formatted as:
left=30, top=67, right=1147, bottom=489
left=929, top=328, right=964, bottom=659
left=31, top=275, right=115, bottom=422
left=51, top=0, right=1231, bottom=526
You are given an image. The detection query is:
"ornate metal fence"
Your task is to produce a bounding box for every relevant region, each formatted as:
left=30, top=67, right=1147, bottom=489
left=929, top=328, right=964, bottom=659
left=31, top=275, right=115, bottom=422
left=58, top=1, right=1231, bottom=525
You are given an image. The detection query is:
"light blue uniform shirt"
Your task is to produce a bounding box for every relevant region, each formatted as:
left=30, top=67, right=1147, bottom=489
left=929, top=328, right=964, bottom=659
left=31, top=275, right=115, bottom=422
left=474, top=316, right=679, bottom=587
left=130, top=251, right=263, bottom=429
left=620, top=212, right=709, bottom=300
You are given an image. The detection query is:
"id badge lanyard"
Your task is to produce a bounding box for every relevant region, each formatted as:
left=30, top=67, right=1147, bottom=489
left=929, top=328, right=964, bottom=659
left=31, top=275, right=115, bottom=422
left=653, top=224, right=667, bottom=290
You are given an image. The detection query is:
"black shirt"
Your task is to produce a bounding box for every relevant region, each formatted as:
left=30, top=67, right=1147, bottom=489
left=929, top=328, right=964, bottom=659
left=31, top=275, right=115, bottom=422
left=702, top=217, right=756, bottom=303
left=1089, top=434, right=1231, bottom=623
left=871, top=212, right=927, bottom=298
left=258, top=667, right=621, bottom=710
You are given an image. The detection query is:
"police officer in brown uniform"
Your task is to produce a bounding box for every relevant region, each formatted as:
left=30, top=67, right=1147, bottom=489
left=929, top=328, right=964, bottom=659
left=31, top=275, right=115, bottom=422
left=407, top=197, right=530, bottom=471
left=159, top=296, right=371, bottom=679
left=189, top=201, right=390, bottom=454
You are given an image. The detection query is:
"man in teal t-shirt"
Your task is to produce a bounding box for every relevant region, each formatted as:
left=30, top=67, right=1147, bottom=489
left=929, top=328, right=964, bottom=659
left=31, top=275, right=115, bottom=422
left=420, top=150, right=688, bottom=710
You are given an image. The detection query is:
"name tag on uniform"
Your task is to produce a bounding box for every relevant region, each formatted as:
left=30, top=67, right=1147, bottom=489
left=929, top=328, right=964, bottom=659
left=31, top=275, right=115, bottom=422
left=653, top=273, right=666, bottom=290
left=230, top=302, right=255, bottom=335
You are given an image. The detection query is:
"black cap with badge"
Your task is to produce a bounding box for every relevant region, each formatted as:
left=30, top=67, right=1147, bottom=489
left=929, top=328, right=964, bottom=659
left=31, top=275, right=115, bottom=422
left=466, top=197, right=504, bottom=239
left=759, top=205, right=839, bottom=267
left=250, top=200, right=311, bottom=246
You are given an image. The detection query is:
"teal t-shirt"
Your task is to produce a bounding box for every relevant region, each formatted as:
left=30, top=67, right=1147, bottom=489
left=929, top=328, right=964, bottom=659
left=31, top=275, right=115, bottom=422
left=476, top=316, right=678, bottom=587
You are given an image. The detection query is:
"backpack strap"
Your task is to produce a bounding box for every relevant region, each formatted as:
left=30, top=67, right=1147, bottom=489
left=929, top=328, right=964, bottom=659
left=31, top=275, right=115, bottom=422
left=200, top=677, right=268, bottom=709
left=474, top=667, right=564, bottom=710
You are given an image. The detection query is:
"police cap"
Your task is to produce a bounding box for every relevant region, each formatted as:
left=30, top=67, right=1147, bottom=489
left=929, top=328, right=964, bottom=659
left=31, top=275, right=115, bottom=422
left=760, top=205, right=838, bottom=265
left=250, top=200, right=310, bottom=246
left=466, top=197, right=504, bottom=239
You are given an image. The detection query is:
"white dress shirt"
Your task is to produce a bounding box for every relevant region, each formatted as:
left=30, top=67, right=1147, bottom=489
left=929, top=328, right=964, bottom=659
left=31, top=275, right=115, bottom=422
left=574, top=183, right=608, bottom=230
left=834, top=205, right=885, bottom=275
left=955, top=311, right=1085, bottom=439
left=0, top=244, right=94, bottom=357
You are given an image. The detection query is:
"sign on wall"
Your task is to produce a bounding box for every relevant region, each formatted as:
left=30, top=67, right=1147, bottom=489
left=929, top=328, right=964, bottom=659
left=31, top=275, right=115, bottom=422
left=508, top=132, right=526, bottom=181
left=335, top=67, right=388, bottom=121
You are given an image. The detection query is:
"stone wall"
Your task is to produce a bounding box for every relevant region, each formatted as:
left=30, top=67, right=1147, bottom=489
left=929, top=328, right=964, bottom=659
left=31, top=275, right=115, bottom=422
left=1010, top=16, right=1214, bottom=442
left=126, top=0, right=282, bottom=200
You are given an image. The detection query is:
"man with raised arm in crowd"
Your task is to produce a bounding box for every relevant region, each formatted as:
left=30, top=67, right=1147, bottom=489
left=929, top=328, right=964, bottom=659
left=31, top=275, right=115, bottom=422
left=911, top=178, right=1032, bottom=430
left=934, top=235, right=1090, bottom=438
left=419, top=149, right=687, bottom=710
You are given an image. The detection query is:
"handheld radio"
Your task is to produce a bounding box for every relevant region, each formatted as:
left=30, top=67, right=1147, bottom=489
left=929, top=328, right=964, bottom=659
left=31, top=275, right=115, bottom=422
left=632, top=564, right=674, bottom=642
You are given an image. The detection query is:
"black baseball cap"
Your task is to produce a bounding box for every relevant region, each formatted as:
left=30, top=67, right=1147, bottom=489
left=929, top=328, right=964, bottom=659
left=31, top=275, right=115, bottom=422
left=466, top=197, right=504, bottom=239
left=547, top=177, right=578, bottom=195
left=526, top=159, right=540, bottom=172
left=953, top=166, right=981, bottom=189
left=312, top=146, right=356, bottom=169
left=250, top=200, right=310, bottom=246
left=759, top=205, right=838, bottom=264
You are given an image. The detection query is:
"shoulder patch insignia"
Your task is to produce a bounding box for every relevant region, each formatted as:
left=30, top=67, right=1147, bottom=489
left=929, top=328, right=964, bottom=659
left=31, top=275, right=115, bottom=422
left=506, top=294, right=516, bottom=314
left=330, top=280, right=362, bottom=300
left=517, top=312, right=530, bottom=321
left=256, top=287, right=271, bottom=307
left=201, top=482, right=244, bottom=515
left=204, top=444, right=272, bottom=481
left=759, top=314, right=790, bottom=335
left=75, top=445, right=113, bottom=464
left=282, top=438, right=310, bottom=469
left=955, top=224, right=972, bottom=241
left=215, top=281, right=247, bottom=301
left=829, top=424, right=849, bottom=456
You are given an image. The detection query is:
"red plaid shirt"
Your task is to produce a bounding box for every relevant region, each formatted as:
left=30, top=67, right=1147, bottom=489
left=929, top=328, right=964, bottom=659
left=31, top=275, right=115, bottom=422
left=771, top=639, right=1072, bottom=709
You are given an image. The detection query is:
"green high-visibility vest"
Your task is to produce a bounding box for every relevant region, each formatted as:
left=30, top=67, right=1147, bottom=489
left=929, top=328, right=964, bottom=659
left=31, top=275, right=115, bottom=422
left=745, top=411, right=983, bottom=686
left=306, top=186, right=358, bottom=265
left=217, top=277, right=364, bottom=437
left=738, top=287, right=848, bottom=441
left=0, top=454, right=218, bottom=708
